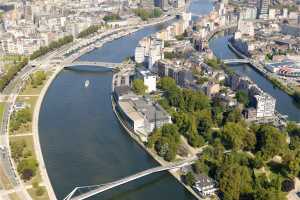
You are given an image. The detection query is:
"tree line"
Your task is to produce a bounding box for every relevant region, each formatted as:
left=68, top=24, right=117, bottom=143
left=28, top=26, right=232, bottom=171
left=30, top=35, right=73, bottom=60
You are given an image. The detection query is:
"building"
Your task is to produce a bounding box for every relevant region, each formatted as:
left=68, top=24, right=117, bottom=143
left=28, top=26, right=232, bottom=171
left=135, top=46, right=145, bottom=63
left=205, top=81, right=220, bottom=97
left=154, top=0, right=168, bottom=10
left=240, top=6, right=257, bottom=20
left=259, top=0, right=270, bottom=19
left=254, top=93, right=276, bottom=118
left=114, top=89, right=172, bottom=141
left=193, top=174, right=218, bottom=197
left=136, top=67, right=157, bottom=93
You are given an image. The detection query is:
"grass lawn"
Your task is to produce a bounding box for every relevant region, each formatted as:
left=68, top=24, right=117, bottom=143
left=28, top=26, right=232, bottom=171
left=28, top=186, right=50, bottom=200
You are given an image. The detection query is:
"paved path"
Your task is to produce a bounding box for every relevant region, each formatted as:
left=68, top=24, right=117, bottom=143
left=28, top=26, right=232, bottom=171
left=9, top=133, right=33, bottom=137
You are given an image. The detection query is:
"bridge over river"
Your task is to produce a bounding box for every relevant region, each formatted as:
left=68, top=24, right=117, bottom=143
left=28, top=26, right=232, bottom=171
left=63, top=157, right=197, bottom=200
left=64, top=61, right=128, bottom=69
left=223, top=58, right=250, bottom=64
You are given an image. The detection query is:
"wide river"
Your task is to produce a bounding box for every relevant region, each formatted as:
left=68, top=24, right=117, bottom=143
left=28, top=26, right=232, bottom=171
left=39, top=1, right=213, bottom=199
left=39, top=0, right=299, bottom=200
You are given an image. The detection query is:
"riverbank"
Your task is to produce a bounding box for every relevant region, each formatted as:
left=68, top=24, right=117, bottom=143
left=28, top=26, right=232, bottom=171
left=111, top=96, right=203, bottom=200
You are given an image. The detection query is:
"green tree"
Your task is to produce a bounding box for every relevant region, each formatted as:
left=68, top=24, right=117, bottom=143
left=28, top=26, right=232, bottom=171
left=255, top=125, right=288, bottom=160
left=159, top=77, right=177, bottom=91
left=221, top=122, right=248, bottom=150
left=132, top=79, right=147, bottom=95
left=184, top=172, right=195, bottom=186
left=17, top=158, right=38, bottom=181
left=236, top=90, right=249, bottom=106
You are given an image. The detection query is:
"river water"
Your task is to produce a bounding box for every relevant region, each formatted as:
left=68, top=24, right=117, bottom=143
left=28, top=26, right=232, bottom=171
left=39, top=1, right=213, bottom=198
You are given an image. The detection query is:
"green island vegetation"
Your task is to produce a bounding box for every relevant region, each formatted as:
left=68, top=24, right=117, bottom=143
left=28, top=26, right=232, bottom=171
left=10, top=139, right=38, bottom=181
left=133, top=8, right=162, bottom=21
left=0, top=56, right=28, bottom=91
left=77, top=25, right=102, bottom=38
left=132, top=79, right=147, bottom=95
left=145, top=76, right=300, bottom=200
left=30, top=35, right=73, bottom=60
left=103, top=14, right=121, bottom=22
left=268, top=76, right=294, bottom=95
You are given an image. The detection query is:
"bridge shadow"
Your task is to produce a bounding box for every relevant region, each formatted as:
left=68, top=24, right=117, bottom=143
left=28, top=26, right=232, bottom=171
left=64, top=66, right=113, bottom=73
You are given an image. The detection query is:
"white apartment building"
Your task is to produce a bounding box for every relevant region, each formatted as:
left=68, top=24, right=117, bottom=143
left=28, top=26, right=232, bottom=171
left=254, top=93, right=276, bottom=118
left=134, top=46, right=145, bottom=63
left=136, top=67, right=157, bottom=93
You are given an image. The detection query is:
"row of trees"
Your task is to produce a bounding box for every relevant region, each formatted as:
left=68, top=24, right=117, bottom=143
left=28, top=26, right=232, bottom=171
left=0, top=57, right=28, bottom=92
left=103, top=14, right=121, bottom=22
left=77, top=25, right=102, bottom=38
left=30, top=35, right=73, bottom=60
left=133, top=8, right=162, bottom=21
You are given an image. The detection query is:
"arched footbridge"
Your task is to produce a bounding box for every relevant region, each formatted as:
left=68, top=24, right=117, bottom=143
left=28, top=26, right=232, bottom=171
left=64, top=61, right=134, bottom=69
left=63, top=156, right=197, bottom=200
left=223, top=59, right=250, bottom=64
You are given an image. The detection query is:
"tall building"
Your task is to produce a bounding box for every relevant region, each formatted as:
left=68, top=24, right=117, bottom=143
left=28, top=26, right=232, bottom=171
left=154, top=0, right=168, bottom=10
left=254, top=93, right=276, bottom=118
left=259, top=0, right=270, bottom=19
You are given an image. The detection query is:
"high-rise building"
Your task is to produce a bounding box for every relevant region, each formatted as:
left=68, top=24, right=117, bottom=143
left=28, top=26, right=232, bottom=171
left=259, top=0, right=270, bottom=19
left=154, top=0, right=168, bottom=10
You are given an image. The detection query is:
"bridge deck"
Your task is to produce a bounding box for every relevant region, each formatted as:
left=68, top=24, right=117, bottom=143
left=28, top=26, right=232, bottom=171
left=65, top=157, right=197, bottom=200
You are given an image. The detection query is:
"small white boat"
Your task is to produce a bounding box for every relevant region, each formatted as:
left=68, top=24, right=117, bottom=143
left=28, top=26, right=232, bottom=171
left=85, top=80, right=90, bottom=88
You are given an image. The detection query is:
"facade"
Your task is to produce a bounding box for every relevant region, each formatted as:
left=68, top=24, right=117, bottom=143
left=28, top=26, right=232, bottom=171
left=193, top=174, right=218, bottom=197
left=114, top=89, right=171, bottom=141
left=259, top=0, right=270, bottom=19
left=254, top=93, right=276, bottom=118
left=136, top=67, right=157, bottom=93
left=135, top=46, right=145, bottom=63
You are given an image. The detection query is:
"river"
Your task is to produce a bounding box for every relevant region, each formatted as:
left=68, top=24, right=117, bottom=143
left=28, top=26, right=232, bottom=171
left=38, top=1, right=213, bottom=198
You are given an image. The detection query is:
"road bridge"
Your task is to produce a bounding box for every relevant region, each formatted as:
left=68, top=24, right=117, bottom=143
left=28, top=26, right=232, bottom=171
left=223, top=58, right=250, bottom=64
left=64, top=157, right=197, bottom=200
left=64, top=61, right=124, bottom=69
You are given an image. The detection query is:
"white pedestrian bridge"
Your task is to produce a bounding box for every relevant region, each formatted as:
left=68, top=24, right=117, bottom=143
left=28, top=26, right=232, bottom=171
left=223, top=59, right=250, bottom=64
left=63, top=156, right=197, bottom=200
left=64, top=61, right=123, bottom=69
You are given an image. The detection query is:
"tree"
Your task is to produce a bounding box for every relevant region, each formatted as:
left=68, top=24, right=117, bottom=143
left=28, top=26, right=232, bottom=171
left=132, top=79, right=147, bottom=95
left=219, top=164, right=241, bottom=200
left=255, top=125, right=288, bottom=160
left=236, top=90, right=249, bottom=106
left=184, top=172, right=195, bottom=186
left=196, top=109, right=213, bottom=134
left=281, top=179, right=295, bottom=192
left=221, top=122, right=248, bottom=150
left=17, top=158, right=38, bottom=181
left=31, top=71, right=46, bottom=88
left=159, top=77, right=177, bottom=91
